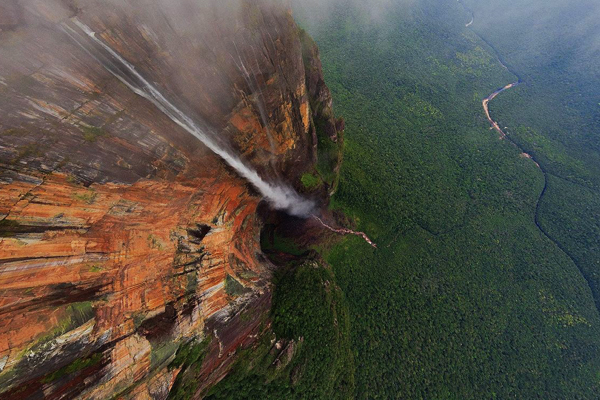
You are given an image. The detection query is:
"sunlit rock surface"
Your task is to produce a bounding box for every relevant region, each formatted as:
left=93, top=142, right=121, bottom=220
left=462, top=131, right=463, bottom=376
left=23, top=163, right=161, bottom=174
left=0, top=0, right=341, bottom=398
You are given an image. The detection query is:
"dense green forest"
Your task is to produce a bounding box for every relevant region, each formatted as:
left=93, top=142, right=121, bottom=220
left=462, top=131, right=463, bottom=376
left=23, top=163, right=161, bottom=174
left=461, top=0, right=600, bottom=313
left=294, top=0, right=600, bottom=398
left=210, top=0, right=600, bottom=398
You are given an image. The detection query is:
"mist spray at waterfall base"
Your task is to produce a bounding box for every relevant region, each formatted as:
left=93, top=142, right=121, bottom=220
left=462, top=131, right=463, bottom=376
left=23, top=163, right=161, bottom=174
left=63, top=19, right=315, bottom=218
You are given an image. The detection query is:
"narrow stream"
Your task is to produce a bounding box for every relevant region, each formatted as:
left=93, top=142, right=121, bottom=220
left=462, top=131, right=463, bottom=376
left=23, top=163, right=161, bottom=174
left=312, top=216, right=377, bottom=248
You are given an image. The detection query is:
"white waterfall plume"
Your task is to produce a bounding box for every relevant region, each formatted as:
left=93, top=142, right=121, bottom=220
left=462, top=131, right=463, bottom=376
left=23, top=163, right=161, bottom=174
left=63, top=18, right=314, bottom=217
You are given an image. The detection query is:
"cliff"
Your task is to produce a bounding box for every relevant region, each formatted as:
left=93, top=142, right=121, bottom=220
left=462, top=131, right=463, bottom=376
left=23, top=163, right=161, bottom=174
left=0, top=0, right=342, bottom=398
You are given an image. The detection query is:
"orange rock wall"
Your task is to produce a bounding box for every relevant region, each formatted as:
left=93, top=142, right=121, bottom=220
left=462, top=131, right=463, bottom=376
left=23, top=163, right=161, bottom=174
left=0, top=0, right=339, bottom=398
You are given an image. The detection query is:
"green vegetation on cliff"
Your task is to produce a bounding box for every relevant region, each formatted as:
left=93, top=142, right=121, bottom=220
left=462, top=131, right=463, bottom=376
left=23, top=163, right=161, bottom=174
left=168, top=338, right=211, bottom=399
left=205, top=262, right=355, bottom=399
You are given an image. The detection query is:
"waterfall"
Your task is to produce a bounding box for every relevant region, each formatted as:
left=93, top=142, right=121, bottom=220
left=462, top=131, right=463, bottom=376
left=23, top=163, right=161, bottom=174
left=62, top=18, right=314, bottom=217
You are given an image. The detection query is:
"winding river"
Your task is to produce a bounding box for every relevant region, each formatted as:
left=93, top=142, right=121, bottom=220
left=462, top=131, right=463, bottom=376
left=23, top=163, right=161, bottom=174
left=483, top=83, right=519, bottom=138
left=459, top=1, right=598, bottom=309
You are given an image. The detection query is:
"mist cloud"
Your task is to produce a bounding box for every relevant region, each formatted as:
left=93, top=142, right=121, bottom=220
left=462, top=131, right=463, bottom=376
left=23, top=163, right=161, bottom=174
left=7, top=0, right=317, bottom=217
left=291, top=0, right=415, bottom=32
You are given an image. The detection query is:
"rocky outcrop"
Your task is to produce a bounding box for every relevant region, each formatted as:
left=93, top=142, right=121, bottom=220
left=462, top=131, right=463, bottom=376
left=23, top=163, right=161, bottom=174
left=0, top=0, right=341, bottom=398
left=299, top=29, right=344, bottom=144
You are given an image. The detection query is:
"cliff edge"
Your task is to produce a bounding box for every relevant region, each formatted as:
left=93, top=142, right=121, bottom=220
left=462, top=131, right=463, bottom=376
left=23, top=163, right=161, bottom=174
left=0, top=0, right=342, bottom=398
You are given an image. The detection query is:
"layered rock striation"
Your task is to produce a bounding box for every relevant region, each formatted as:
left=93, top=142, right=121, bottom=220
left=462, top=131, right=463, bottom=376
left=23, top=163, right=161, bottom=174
left=0, top=0, right=341, bottom=398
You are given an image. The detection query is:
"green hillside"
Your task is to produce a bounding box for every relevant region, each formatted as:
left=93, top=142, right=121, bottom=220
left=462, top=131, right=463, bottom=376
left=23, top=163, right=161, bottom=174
left=295, top=0, right=600, bottom=398
left=209, top=0, right=600, bottom=398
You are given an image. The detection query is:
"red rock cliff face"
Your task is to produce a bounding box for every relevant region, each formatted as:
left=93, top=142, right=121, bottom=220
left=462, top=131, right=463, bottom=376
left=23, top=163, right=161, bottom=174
left=0, top=0, right=341, bottom=398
